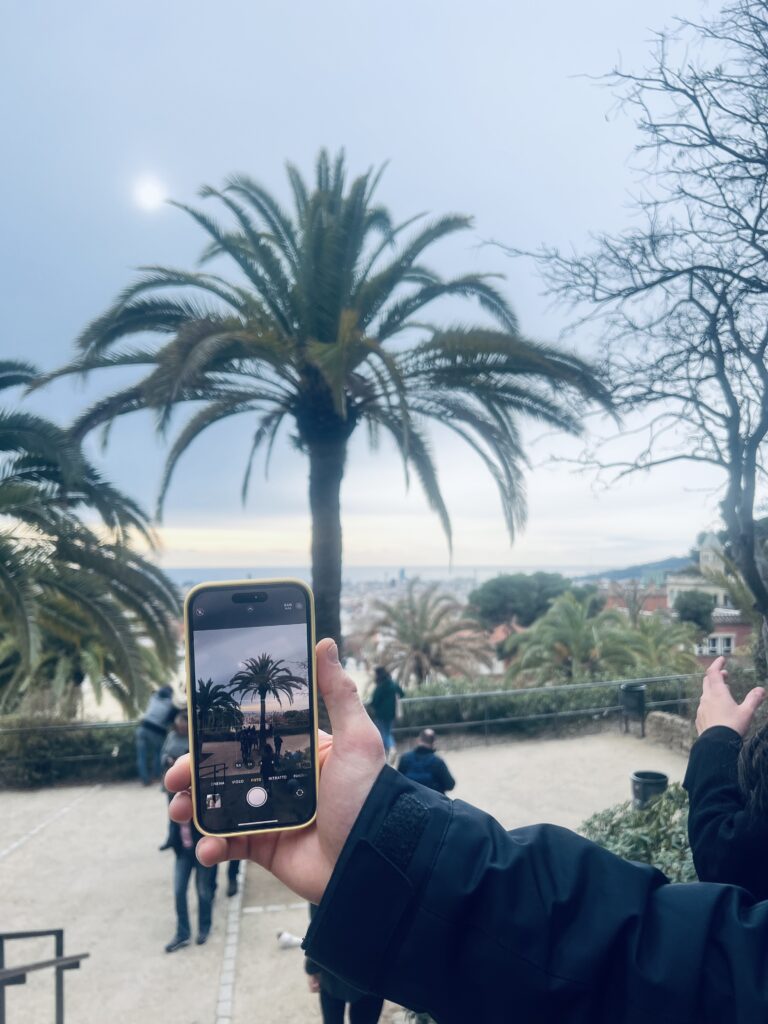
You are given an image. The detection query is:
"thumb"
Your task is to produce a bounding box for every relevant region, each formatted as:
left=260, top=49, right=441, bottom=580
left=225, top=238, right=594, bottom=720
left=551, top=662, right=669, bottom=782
left=316, top=638, right=380, bottom=751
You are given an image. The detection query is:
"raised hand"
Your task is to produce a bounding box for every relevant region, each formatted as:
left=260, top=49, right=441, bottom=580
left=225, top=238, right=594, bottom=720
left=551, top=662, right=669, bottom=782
left=695, top=656, right=765, bottom=737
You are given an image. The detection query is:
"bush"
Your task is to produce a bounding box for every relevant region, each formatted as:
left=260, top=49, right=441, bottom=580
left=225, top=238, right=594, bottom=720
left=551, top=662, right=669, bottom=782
left=580, top=783, right=696, bottom=882
left=396, top=675, right=700, bottom=738
left=0, top=717, right=138, bottom=788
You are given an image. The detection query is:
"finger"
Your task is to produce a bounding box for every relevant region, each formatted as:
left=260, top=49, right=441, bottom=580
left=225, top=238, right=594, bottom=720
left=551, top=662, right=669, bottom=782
left=169, top=791, right=193, bottom=822
left=740, top=687, right=766, bottom=720
left=196, top=836, right=232, bottom=867
left=165, top=753, right=192, bottom=793
left=703, top=657, right=727, bottom=691
left=316, top=639, right=380, bottom=748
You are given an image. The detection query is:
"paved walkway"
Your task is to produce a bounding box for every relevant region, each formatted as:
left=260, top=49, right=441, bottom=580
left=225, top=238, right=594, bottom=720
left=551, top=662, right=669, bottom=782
left=0, top=730, right=687, bottom=1024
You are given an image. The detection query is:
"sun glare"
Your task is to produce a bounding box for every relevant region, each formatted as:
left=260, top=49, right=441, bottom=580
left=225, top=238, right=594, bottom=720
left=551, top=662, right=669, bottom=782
left=132, top=176, right=168, bottom=211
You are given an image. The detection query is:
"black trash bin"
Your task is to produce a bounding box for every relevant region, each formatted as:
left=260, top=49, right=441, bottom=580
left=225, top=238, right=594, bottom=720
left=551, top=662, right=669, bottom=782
left=619, top=682, right=647, bottom=737
left=630, top=770, right=668, bottom=809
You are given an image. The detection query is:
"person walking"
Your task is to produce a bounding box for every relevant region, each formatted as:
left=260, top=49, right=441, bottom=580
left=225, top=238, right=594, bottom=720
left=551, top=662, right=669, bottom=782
left=368, top=666, right=404, bottom=760
left=273, top=729, right=284, bottom=765
left=159, top=709, right=190, bottom=851
left=135, top=685, right=175, bottom=786
left=397, top=728, right=455, bottom=795
left=162, top=709, right=216, bottom=953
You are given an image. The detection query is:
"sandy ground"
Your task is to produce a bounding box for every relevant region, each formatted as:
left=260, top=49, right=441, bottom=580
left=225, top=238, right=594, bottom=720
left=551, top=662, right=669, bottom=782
left=0, top=729, right=687, bottom=1024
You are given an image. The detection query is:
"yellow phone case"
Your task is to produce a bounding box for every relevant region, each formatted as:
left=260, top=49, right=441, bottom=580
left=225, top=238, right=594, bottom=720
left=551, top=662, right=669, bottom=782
left=183, top=577, right=319, bottom=838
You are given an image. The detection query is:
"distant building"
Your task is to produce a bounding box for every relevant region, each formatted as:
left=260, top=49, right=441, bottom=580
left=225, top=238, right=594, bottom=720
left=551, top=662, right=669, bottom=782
left=666, top=534, right=732, bottom=609
left=666, top=533, right=753, bottom=662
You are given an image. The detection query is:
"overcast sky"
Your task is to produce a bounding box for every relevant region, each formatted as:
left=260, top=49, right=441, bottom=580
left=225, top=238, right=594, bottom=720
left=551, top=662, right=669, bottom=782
left=2, top=0, right=721, bottom=573
left=193, top=624, right=309, bottom=713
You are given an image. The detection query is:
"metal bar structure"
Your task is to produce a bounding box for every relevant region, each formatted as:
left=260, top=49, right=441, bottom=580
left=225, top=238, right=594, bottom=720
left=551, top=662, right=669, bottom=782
left=0, top=931, right=88, bottom=1024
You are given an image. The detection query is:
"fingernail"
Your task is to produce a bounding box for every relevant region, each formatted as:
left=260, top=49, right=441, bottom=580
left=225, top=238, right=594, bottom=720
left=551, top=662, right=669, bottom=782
left=327, top=641, right=340, bottom=664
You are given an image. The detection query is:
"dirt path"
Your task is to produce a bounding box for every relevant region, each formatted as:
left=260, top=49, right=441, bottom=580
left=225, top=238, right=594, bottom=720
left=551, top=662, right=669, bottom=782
left=0, top=730, right=687, bottom=1024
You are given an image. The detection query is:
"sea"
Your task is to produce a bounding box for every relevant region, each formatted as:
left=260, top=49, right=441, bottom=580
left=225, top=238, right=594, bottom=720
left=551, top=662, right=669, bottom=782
left=163, top=564, right=600, bottom=590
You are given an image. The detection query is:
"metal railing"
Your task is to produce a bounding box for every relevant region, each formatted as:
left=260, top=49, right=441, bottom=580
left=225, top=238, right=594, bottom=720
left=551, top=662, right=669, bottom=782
left=392, top=674, right=696, bottom=742
left=0, top=930, right=89, bottom=1024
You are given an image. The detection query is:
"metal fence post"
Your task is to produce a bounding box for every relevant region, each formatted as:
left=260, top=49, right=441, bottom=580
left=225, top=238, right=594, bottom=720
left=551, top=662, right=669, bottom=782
left=54, top=930, right=64, bottom=1024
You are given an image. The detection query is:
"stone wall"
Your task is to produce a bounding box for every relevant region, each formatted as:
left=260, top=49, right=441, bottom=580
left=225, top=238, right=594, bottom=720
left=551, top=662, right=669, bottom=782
left=646, top=710, right=696, bottom=755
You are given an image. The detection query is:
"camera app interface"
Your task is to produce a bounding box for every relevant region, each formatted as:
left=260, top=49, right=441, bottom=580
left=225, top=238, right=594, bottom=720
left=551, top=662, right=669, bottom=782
left=189, top=584, right=315, bottom=833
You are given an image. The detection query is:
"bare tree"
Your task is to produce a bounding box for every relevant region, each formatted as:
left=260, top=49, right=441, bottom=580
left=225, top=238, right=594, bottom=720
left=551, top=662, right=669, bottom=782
left=525, top=0, right=768, bottom=670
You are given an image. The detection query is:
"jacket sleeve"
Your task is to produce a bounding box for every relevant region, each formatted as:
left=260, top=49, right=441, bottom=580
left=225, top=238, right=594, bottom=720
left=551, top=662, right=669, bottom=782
left=436, top=756, right=455, bottom=792
left=683, top=725, right=768, bottom=897
left=304, top=766, right=768, bottom=1024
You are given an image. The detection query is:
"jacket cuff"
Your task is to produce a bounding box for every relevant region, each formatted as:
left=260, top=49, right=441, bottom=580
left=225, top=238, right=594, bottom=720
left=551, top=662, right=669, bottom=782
left=683, top=725, right=741, bottom=793
left=697, top=725, right=743, bottom=745
left=303, top=765, right=452, bottom=994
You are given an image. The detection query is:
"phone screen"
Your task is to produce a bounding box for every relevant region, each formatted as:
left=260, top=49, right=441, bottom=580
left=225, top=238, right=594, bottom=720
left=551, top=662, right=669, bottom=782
left=186, top=580, right=317, bottom=835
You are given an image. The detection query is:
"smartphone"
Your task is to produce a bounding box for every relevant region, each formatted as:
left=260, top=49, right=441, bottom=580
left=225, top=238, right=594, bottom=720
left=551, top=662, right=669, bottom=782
left=184, top=578, right=318, bottom=837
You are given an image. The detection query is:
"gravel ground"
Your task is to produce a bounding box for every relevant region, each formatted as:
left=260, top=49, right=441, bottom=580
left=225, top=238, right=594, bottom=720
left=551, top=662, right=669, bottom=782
left=0, top=729, right=688, bottom=1024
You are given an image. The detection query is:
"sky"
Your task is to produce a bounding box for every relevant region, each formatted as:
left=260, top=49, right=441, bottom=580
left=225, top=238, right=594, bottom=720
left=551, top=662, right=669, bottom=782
left=192, top=623, right=309, bottom=714
left=1, top=0, right=723, bottom=574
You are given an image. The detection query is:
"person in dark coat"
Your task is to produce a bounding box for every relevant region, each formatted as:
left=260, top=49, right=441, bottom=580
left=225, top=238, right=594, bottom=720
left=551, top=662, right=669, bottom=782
left=162, top=712, right=217, bottom=952
left=368, top=666, right=404, bottom=757
left=167, top=644, right=768, bottom=1023
left=136, top=685, right=176, bottom=785
left=684, top=654, right=768, bottom=897
left=397, top=728, right=455, bottom=795
left=305, top=904, right=383, bottom=1024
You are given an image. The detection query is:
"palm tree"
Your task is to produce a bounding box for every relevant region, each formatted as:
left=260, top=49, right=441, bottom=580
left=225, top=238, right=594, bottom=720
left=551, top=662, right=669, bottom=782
left=195, top=678, right=243, bottom=731
left=228, top=653, right=306, bottom=749
left=624, top=615, right=699, bottom=676
left=0, top=360, right=180, bottom=714
left=505, top=592, right=634, bottom=685
left=43, top=150, right=610, bottom=644
left=366, top=579, right=493, bottom=687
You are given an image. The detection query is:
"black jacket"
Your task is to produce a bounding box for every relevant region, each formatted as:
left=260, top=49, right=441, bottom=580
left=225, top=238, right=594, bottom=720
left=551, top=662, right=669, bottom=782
left=683, top=724, right=768, bottom=899
left=369, top=678, right=404, bottom=722
left=304, top=765, right=768, bottom=1023
left=397, top=746, right=455, bottom=794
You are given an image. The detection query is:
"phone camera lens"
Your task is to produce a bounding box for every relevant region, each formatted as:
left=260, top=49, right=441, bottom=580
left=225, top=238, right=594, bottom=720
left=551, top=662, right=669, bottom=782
left=195, top=608, right=205, bottom=617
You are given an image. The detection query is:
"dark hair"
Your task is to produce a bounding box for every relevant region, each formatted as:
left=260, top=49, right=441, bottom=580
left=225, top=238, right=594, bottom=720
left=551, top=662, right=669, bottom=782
left=374, top=666, right=392, bottom=686
left=738, top=722, right=768, bottom=820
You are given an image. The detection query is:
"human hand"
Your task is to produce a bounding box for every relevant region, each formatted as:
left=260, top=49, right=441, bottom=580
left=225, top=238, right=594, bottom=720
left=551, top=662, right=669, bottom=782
left=165, top=638, right=386, bottom=905
left=695, top=656, right=765, bottom=737
left=308, top=975, right=321, bottom=994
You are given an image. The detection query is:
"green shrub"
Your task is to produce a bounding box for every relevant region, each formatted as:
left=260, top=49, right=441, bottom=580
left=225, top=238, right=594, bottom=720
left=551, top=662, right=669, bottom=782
left=396, top=675, right=700, bottom=738
left=0, top=718, right=138, bottom=788
left=580, top=783, right=696, bottom=882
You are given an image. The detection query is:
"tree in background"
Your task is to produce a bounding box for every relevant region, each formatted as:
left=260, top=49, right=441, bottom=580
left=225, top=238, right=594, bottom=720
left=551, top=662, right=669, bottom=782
left=529, top=0, right=768, bottom=678
left=468, top=572, right=571, bottom=629
left=0, top=361, right=180, bottom=715
left=366, top=579, right=493, bottom=687
left=625, top=615, right=699, bottom=675
left=44, top=150, right=610, bottom=647
left=674, top=591, right=716, bottom=638
left=504, top=592, right=635, bottom=684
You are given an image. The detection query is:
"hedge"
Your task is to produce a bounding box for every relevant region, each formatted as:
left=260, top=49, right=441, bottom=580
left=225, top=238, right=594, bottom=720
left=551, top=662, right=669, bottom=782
left=0, top=718, right=138, bottom=788
left=580, top=783, right=696, bottom=883
left=395, top=675, right=701, bottom=738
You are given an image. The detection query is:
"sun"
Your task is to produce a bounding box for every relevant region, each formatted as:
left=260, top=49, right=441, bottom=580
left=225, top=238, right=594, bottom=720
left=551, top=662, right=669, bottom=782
left=132, top=176, right=168, bottom=211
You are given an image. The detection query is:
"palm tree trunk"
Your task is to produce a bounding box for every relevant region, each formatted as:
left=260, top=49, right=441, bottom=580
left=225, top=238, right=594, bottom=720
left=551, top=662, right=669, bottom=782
left=259, top=694, right=267, bottom=751
left=308, top=439, right=347, bottom=647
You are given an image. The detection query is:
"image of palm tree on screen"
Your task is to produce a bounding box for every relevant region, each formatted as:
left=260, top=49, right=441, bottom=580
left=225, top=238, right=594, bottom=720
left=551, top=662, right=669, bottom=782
left=228, top=654, right=306, bottom=751
left=196, top=678, right=243, bottom=732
